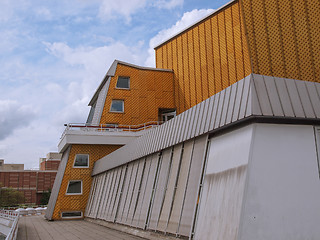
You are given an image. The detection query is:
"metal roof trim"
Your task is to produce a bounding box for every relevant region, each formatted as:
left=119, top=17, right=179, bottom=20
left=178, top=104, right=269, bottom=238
left=92, top=74, right=320, bottom=176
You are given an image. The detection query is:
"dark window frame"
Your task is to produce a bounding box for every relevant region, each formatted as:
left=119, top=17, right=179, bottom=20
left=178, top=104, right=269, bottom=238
left=116, top=76, right=130, bottom=89
left=73, top=154, right=89, bottom=168
left=66, top=180, right=82, bottom=195
left=110, top=99, right=124, bottom=113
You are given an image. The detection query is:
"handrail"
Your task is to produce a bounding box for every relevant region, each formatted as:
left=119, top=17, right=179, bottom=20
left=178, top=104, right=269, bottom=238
left=0, top=210, right=19, bottom=240
left=61, top=121, right=163, bottom=138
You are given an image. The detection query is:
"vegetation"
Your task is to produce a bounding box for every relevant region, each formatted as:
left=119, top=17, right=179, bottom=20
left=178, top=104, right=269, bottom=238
left=40, top=189, right=51, bottom=205
left=0, top=184, right=25, bottom=207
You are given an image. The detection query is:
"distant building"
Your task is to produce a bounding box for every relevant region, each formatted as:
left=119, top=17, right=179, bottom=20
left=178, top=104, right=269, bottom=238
left=0, top=153, right=61, bottom=205
left=39, top=152, right=62, bottom=171
left=0, top=159, right=24, bottom=171
left=46, top=0, right=320, bottom=239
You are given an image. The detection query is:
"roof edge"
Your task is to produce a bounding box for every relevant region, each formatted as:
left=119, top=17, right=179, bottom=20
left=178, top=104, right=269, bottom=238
left=88, top=60, right=173, bottom=106
left=154, top=0, right=237, bottom=50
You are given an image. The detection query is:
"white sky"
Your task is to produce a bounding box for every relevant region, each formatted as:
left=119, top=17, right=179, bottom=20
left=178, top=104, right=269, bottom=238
left=0, top=0, right=228, bottom=169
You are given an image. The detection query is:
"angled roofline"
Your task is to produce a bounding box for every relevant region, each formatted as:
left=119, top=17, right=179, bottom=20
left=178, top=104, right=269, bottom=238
left=88, top=60, right=173, bottom=106
left=154, top=0, right=237, bottom=50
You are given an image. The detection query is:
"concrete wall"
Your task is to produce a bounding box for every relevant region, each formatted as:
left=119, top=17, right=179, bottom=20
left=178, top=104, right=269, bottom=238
left=195, top=125, right=253, bottom=240
left=239, top=124, right=320, bottom=240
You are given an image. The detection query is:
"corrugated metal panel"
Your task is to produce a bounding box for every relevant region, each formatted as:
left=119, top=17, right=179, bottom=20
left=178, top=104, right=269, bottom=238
left=110, top=166, right=126, bottom=221
left=148, top=148, right=172, bottom=230
left=305, top=82, right=320, bottom=118
left=178, top=135, right=208, bottom=236
left=274, top=78, right=295, bottom=117
left=93, top=74, right=320, bottom=176
left=166, top=140, right=194, bottom=234
left=127, top=158, right=145, bottom=225
left=137, top=153, right=160, bottom=229
left=132, top=157, right=150, bottom=227
left=157, top=144, right=183, bottom=232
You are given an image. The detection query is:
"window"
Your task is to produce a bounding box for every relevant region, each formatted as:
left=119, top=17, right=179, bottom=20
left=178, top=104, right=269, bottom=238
left=61, top=211, right=83, bottom=219
left=66, top=180, right=82, bottom=195
left=73, top=154, right=89, bottom=168
left=110, top=100, right=124, bottom=112
left=116, top=76, right=130, bottom=89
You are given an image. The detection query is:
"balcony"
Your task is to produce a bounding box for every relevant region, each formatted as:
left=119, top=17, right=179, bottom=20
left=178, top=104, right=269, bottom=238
left=58, top=121, right=162, bottom=153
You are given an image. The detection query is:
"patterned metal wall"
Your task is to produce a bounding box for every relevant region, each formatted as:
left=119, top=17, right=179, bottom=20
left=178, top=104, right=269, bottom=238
left=99, top=63, right=175, bottom=126
left=86, top=134, right=208, bottom=238
left=155, top=0, right=252, bottom=114
left=240, top=0, right=320, bottom=83
left=47, top=144, right=122, bottom=220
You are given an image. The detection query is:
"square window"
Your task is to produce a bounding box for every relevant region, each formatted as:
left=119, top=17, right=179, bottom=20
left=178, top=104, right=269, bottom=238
left=66, top=180, right=82, bottom=195
left=116, top=76, right=130, bottom=89
left=74, top=154, right=89, bottom=168
left=110, top=100, right=124, bottom=112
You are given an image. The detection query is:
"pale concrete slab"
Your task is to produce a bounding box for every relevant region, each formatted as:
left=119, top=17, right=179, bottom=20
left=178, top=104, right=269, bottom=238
left=17, top=215, right=147, bottom=240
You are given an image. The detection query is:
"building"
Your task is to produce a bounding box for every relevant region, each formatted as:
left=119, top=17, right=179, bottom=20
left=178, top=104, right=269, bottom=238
left=46, top=0, right=320, bottom=239
left=39, top=152, right=62, bottom=171
left=0, top=153, right=61, bottom=205
left=0, top=159, right=24, bottom=171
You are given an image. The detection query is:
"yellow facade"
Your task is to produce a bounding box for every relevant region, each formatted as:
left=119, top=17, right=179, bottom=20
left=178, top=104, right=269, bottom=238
left=100, top=63, right=175, bottom=125
left=240, top=0, right=320, bottom=83
left=52, top=144, right=121, bottom=220
left=155, top=1, right=252, bottom=114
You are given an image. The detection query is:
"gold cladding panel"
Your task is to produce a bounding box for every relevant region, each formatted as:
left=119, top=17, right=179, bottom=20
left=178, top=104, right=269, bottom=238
left=99, top=64, right=175, bottom=125
left=241, top=0, right=320, bottom=82
left=155, top=1, right=252, bottom=114
left=52, top=144, right=121, bottom=220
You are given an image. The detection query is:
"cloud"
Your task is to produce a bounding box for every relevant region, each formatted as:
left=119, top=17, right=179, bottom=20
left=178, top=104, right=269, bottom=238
left=154, top=0, right=183, bottom=10
left=145, top=8, right=214, bottom=67
left=0, top=100, right=36, bottom=140
left=98, top=0, right=147, bottom=23
left=34, top=6, right=52, bottom=20
left=43, top=40, right=148, bottom=123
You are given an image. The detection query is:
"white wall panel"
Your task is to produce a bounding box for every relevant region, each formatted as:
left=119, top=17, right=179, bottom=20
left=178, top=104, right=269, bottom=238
left=194, top=125, right=253, bottom=240
left=166, top=140, right=194, bottom=234
left=132, top=157, right=151, bottom=227
left=178, top=135, right=207, bottom=236
left=157, top=144, right=183, bottom=232
left=111, top=166, right=126, bottom=221
left=148, top=148, right=173, bottom=230
left=137, top=153, right=160, bottom=229
left=239, top=124, right=320, bottom=240
left=116, top=163, right=134, bottom=223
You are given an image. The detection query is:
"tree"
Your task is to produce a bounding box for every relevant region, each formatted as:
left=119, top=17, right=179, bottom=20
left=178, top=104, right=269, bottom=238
left=40, top=189, right=51, bottom=205
left=0, top=184, right=25, bottom=207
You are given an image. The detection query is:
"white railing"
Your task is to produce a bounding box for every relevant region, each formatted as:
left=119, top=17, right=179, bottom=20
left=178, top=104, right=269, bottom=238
left=61, top=121, right=163, bottom=138
left=0, top=210, right=19, bottom=240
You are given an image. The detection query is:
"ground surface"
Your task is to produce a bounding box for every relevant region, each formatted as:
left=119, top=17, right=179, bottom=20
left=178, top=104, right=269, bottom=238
left=17, top=215, right=147, bottom=240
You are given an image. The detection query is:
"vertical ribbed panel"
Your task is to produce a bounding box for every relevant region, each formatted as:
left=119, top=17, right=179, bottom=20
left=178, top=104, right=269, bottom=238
left=157, top=144, right=183, bottom=232
left=155, top=0, right=252, bottom=114
left=148, top=148, right=172, bottom=230
left=93, top=74, right=320, bottom=176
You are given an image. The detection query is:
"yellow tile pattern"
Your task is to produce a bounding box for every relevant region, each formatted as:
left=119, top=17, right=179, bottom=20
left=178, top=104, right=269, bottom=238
left=100, top=63, right=175, bottom=125
left=52, top=144, right=121, bottom=220
left=240, top=0, right=320, bottom=82
left=155, top=1, right=252, bottom=114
